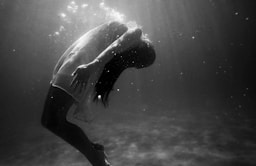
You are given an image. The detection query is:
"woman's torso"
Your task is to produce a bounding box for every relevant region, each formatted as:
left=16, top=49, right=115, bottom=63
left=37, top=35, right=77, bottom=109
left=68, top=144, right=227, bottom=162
left=51, top=22, right=128, bottom=102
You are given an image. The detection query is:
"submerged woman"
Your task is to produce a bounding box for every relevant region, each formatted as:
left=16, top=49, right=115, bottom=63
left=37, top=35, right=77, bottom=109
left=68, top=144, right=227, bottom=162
left=41, top=21, right=155, bottom=166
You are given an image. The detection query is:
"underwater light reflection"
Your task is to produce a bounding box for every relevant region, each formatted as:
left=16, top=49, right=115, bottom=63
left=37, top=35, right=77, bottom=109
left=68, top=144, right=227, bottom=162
left=51, top=0, right=126, bottom=41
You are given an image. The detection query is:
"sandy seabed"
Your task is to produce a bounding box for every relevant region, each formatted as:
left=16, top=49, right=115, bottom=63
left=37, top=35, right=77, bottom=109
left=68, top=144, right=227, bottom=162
left=0, top=105, right=255, bottom=166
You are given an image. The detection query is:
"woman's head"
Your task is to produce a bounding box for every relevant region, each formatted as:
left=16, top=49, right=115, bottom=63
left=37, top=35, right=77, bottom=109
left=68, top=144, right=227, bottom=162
left=123, top=39, right=156, bottom=69
left=93, top=36, right=156, bottom=106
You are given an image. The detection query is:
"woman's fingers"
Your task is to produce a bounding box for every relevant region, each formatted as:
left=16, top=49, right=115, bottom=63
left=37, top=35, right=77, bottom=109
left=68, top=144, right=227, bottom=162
left=72, top=70, right=76, bottom=76
left=71, top=75, right=81, bottom=92
left=79, top=82, right=86, bottom=93
left=70, top=74, right=78, bottom=88
left=72, top=68, right=79, bottom=76
left=71, top=76, right=87, bottom=93
left=74, top=80, right=80, bottom=91
left=70, top=67, right=90, bottom=93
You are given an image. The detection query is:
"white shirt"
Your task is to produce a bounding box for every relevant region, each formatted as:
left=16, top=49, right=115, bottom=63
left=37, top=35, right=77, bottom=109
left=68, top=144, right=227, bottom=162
left=51, top=22, right=128, bottom=102
left=51, top=21, right=142, bottom=122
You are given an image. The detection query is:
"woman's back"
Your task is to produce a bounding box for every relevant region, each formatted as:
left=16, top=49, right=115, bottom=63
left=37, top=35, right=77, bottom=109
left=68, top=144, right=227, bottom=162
left=51, top=21, right=128, bottom=102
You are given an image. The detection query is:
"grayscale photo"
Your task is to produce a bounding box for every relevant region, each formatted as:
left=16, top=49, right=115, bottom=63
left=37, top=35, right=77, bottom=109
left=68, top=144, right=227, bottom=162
left=0, top=0, right=255, bottom=166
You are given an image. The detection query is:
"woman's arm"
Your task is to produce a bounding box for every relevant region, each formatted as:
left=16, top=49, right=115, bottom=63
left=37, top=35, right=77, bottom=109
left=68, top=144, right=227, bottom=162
left=70, top=28, right=142, bottom=92
left=92, top=28, right=142, bottom=68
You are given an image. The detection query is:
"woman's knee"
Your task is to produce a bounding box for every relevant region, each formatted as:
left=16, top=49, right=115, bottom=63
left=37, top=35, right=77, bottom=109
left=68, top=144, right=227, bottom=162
left=41, top=112, right=48, bottom=128
left=41, top=109, right=56, bottom=130
left=41, top=86, right=74, bottom=131
left=41, top=107, right=67, bottom=132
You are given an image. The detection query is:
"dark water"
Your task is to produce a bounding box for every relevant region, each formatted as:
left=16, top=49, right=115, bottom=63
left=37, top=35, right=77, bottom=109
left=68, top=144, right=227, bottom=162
left=0, top=0, right=256, bottom=166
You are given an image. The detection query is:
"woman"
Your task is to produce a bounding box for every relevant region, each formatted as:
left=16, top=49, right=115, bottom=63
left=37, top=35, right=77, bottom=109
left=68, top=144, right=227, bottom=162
left=41, top=21, right=155, bottom=166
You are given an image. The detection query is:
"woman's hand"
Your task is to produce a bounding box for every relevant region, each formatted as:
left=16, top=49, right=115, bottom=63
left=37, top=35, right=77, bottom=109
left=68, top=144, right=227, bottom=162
left=70, top=63, right=95, bottom=93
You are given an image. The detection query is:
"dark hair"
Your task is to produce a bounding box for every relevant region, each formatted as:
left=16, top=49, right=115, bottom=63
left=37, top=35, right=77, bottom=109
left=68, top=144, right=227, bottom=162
left=93, top=39, right=156, bottom=106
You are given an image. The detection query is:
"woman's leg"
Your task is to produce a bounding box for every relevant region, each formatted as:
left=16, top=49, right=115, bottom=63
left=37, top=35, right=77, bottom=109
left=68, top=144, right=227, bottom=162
left=41, top=86, right=108, bottom=166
